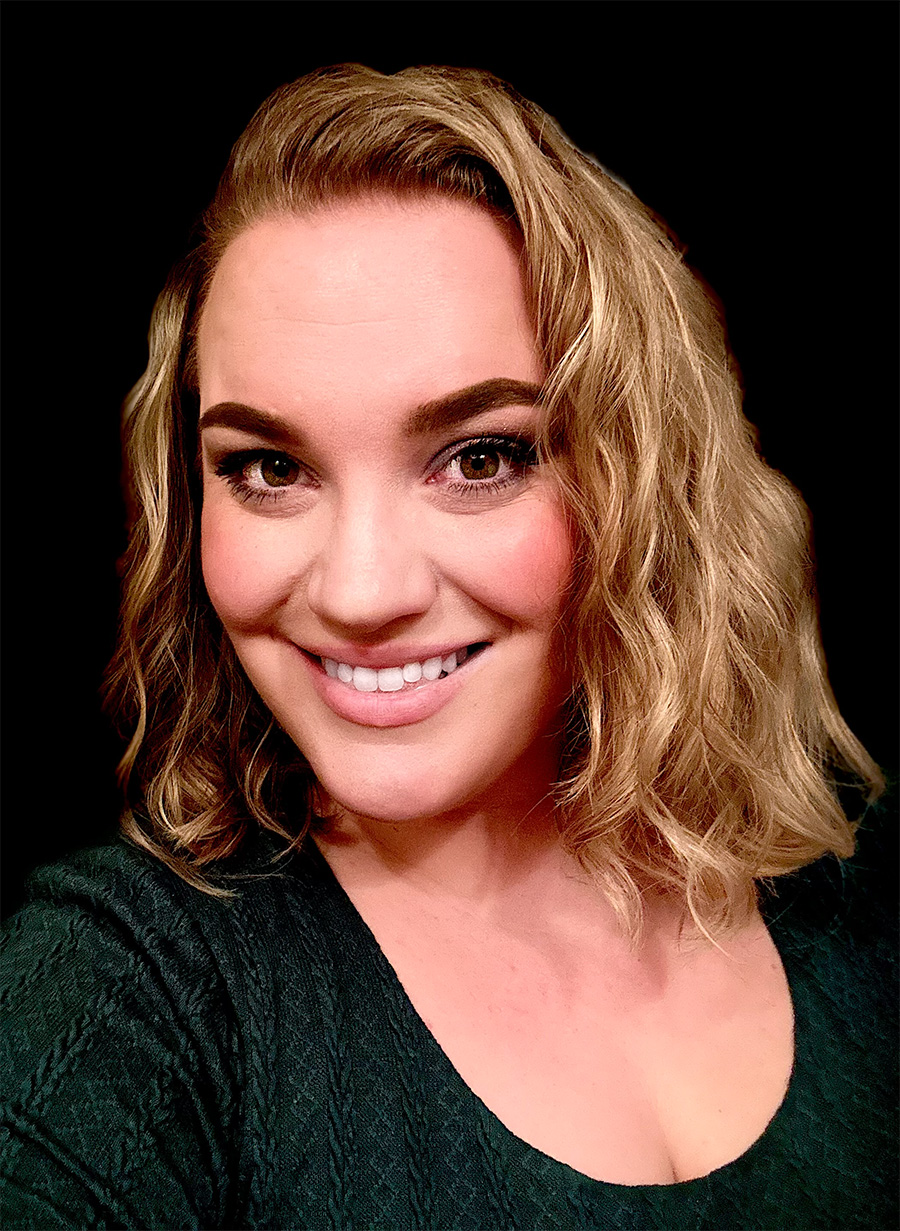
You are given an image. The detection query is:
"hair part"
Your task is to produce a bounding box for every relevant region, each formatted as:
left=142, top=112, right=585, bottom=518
left=105, top=64, right=883, bottom=940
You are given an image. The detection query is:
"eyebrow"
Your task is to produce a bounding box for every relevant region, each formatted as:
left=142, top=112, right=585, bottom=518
left=198, top=402, right=297, bottom=445
left=405, top=377, right=543, bottom=435
left=198, top=378, right=543, bottom=442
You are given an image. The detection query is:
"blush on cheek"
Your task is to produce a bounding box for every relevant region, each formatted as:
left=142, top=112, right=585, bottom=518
left=200, top=512, right=283, bottom=629
left=479, top=504, right=572, bottom=622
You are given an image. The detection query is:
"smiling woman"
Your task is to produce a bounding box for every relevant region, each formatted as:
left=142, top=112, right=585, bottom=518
left=197, top=202, right=570, bottom=815
left=1, top=65, right=896, bottom=1231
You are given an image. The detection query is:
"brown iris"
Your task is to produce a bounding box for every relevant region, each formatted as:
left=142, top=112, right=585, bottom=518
left=458, top=449, right=501, bottom=481
left=260, top=456, right=300, bottom=487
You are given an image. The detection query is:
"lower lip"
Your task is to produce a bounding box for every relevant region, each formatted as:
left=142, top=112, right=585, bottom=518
left=298, top=647, right=486, bottom=728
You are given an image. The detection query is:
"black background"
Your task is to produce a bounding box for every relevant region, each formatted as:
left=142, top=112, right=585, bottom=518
left=3, top=1, right=897, bottom=914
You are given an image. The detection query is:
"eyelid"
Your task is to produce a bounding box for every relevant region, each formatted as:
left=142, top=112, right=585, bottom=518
left=211, top=445, right=307, bottom=475
left=428, top=432, right=537, bottom=473
left=426, top=434, right=540, bottom=506
left=207, top=435, right=538, bottom=509
left=210, top=446, right=318, bottom=506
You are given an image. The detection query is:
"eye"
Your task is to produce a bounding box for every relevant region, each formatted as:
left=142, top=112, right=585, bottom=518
left=434, top=435, right=538, bottom=497
left=454, top=447, right=503, bottom=482
left=256, top=456, right=300, bottom=487
left=213, top=449, right=311, bottom=505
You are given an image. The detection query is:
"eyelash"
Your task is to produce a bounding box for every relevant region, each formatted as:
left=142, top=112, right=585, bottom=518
left=433, top=435, right=538, bottom=497
left=213, top=450, right=313, bottom=506
left=212, top=435, right=538, bottom=507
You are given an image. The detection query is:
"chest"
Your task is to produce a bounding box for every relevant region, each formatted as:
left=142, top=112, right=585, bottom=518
left=363, top=904, right=794, bottom=1185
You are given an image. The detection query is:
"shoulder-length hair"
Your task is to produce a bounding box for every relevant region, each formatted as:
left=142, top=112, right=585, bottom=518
left=105, top=64, right=882, bottom=940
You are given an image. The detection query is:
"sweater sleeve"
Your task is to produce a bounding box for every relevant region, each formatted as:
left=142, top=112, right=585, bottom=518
left=0, top=845, right=240, bottom=1230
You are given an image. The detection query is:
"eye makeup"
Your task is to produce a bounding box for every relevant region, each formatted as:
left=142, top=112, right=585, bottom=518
left=212, top=449, right=317, bottom=506
left=428, top=434, right=539, bottom=499
left=208, top=431, right=540, bottom=508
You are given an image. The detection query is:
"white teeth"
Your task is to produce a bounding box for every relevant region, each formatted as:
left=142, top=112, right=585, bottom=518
left=352, top=666, right=378, bottom=692
left=422, top=657, right=443, bottom=681
left=321, top=646, right=479, bottom=693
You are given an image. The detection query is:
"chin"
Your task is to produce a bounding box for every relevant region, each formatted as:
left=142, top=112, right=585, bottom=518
left=312, top=751, right=500, bottom=828
left=302, top=718, right=563, bottom=832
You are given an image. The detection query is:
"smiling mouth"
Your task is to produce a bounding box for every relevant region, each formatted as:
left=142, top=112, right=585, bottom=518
left=311, top=642, right=489, bottom=694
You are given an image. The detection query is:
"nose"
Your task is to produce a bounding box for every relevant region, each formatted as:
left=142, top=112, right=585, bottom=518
left=305, top=488, right=438, bottom=635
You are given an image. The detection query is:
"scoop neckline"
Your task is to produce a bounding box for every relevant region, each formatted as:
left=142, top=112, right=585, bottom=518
left=303, top=840, right=806, bottom=1193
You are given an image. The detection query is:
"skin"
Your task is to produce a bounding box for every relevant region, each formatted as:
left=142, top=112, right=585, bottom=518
left=199, top=198, right=572, bottom=859
left=198, top=197, right=793, bottom=1185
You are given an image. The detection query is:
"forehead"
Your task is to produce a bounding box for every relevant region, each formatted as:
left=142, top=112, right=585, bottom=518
left=196, top=197, right=542, bottom=413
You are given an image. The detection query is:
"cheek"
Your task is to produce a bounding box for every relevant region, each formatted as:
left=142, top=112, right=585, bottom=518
left=200, top=504, right=292, bottom=630
left=200, top=494, right=573, bottom=633
left=449, top=498, right=572, bottom=624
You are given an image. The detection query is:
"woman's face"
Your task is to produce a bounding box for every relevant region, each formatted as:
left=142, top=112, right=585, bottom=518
left=198, top=197, right=572, bottom=825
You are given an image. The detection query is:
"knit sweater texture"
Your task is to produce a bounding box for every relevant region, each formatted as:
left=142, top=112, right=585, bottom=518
left=1, top=810, right=897, bottom=1231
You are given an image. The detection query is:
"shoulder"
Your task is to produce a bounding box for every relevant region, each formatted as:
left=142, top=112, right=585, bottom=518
left=1, top=842, right=230, bottom=1227
left=753, top=792, right=898, bottom=1227
left=0, top=838, right=255, bottom=1105
left=1, top=830, right=363, bottom=1084
left=761, top=789, right=898, bottom=1028
left=1, top=831, right=342, bottom=1010
left=0, top=834, right=345, bottom=1229
left=762, top=790, right=897, bottom=944
left=3, top=841, right=229, bottom=1013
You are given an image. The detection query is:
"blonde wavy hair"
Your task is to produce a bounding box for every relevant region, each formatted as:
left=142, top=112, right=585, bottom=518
left=105, top=64, right=882, bottom=939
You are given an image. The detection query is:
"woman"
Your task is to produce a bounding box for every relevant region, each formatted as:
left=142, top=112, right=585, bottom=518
left=2, top=65, right=895, bottom=1230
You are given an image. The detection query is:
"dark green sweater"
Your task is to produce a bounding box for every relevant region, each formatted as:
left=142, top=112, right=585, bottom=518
left=1, top=814, right=896, bottom=1230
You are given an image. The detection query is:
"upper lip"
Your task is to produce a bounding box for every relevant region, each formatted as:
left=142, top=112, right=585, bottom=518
left=296, top=640, right=487, bottom=670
